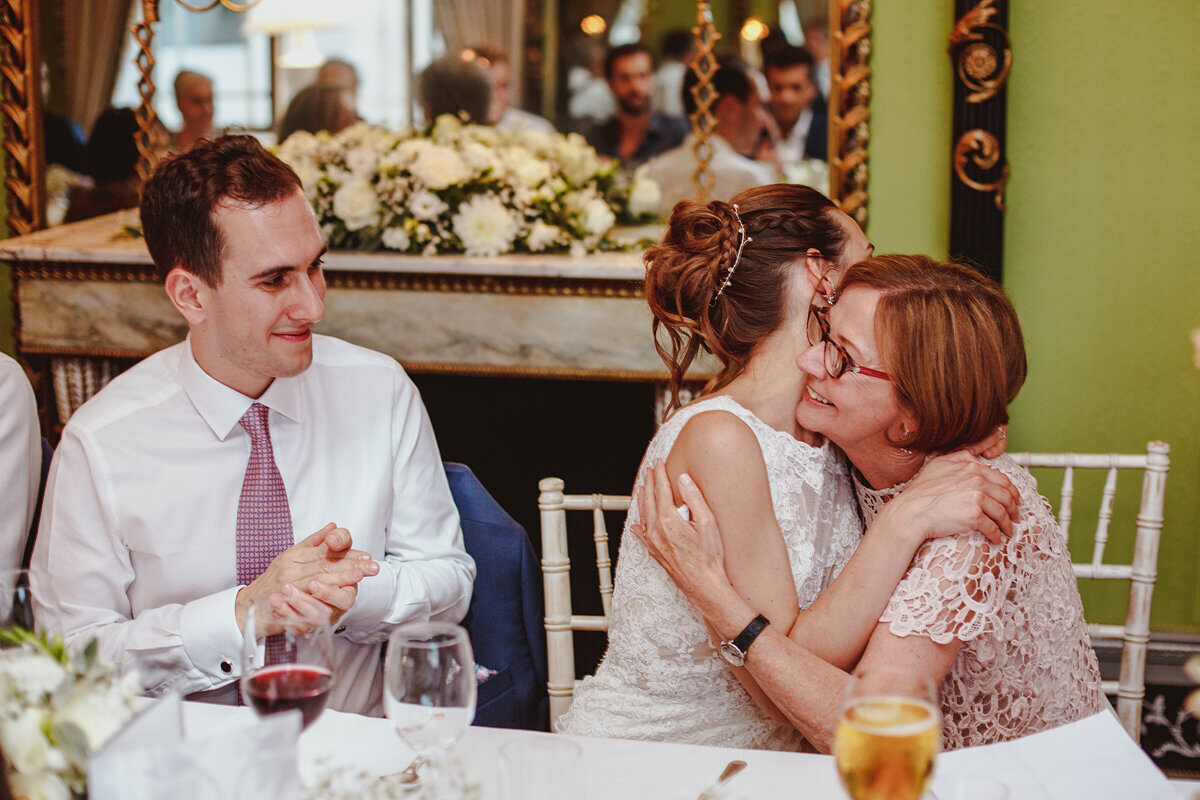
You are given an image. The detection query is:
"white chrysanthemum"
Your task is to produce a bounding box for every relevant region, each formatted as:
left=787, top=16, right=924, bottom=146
left=0, top=707, right=61, bottom=776
left=526, top=220, right=564, bottom=252
left=580, top=197, right=616, bottom=236
left=628, top=169, right=662, bottom=217
left=452, top=195, right=519, bottom=257
left=408, top=190, right=449, bottom=221
left=344, top=146, right=378, bottom=177
left=394, top=138, right=432, bottom=167
left=410, top=145, right=471, bottom=190
left=0, top=648, right=68, bottom=701
left=381, top=226, right=411, bottom=251
left=459, top=141, right=502, bottom=176
left=513, top=128, right=556, bottom=156
left=464, top=125, right=502, bottom=148
left=332, top=178, right=380, bottom=231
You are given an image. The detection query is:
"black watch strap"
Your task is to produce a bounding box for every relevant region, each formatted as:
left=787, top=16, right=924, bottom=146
left=732, top=614, right=770, bottom=655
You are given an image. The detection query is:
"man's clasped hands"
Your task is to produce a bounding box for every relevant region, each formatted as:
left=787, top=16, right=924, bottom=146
left=234, top=523, right=378, bottom=635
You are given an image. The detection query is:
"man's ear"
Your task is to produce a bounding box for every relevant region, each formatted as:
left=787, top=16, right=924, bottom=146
left=164, top=267, right=207, bottom=326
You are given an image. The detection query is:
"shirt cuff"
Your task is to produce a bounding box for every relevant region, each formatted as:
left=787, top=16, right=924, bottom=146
left=338, top=566, right=430, bottom=644
left=180, top=586, right=245, bottom=681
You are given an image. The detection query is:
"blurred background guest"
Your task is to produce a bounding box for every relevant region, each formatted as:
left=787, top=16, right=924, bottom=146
left=584, top=42, right=687, bottom=168
left=762, top=45, right=826, bottom=167
left=64, top=107, right=143, bottom=223
left=802, top=13, right=832, bottom=106
left=642, top=57, right=777, bottom=209
left=566, top=36, right=615, bottom=123
left=276, top=84, right=359, bottom=142
left=652, top=28, right=695, bottom=118
left=169, top=69, right=215, bottom=150
left=470, top=44, right=556, bottom=134
left=0, top=352, right=40, bottom=577
left=317, top=57, right=360, bottom=101
left=419, top=54, right=492, bottom=125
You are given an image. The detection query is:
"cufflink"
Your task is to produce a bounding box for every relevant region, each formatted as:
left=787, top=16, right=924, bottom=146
left=334, top=625, right=346, bottom=635
left=220, top=659, right=233, bottom=674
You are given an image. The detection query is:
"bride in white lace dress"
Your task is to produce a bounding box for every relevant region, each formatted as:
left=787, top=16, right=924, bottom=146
left=636, top=255, right=1107, bottom=752
left=558, top=188, right=1018, bottom=749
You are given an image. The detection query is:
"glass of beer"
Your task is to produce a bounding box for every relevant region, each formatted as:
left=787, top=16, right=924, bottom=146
left=834, top=669, right=941, bottom=800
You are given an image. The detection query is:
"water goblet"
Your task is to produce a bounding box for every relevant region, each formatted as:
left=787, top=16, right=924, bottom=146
left=239, top=603, right=335, bottom=730
left=383, top=622, right=476, bottom=781
left=834, top=669, right=941, bottom=800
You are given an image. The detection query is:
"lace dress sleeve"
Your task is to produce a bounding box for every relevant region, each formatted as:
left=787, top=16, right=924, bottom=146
left=880, top=530, right=1017, bottom=645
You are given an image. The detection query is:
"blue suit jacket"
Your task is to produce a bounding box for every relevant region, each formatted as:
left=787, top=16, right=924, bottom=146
left=444, top=463, right=548, bottom=731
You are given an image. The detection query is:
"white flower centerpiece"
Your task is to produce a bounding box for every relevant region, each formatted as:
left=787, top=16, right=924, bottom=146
left=0, top=630, right=139, bottom=800
left=276, top=115, right=661, bottom=258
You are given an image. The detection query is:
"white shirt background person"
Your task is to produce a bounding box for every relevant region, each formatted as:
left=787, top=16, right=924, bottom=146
left=32, top=137, right=474, bottom=716
left=0, top=352, right=41, bottom=574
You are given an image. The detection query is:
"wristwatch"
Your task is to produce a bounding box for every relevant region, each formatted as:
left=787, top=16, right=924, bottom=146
left=719, top=614, right=770, bottom=667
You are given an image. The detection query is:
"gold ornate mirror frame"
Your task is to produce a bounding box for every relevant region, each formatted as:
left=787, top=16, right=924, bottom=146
left=1, top=0, right=871, bottom=235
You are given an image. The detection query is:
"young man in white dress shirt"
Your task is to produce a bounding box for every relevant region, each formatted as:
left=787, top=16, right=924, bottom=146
left=0, top=352, right=41, bottom=573
left=31, top=135, right=475, bottom=716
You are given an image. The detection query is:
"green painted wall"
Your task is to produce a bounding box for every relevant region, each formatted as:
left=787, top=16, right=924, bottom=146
left=872, top=2, right=1200, bottom=632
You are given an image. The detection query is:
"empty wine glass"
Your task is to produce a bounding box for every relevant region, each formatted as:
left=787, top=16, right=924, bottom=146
left=834, top=669, right=941, bottom=800
left=239, top=603, right=334, bottom=730
left=383, top=622, right=476, bottom=781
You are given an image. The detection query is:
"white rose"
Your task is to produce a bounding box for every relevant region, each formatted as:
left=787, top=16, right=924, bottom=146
left=381, top=226, right=411, bottom=251
left=408, top=190, right=449, bottom=221
left=394, top=138, right=432, bottom=167
left=277, top=130, right=320, bottom=163
left=628, top=169, right=662, bottom=217
left=9, top=770, right=72, bottom=800
left=291, top=159, right=322, bottom=201
left=344, top=146, right=378, bottom=177
left=52, top=679, right=136, bottom=764
left=410, top=145, right=471, bottom=190
left=430, top=114, right=464, bottom=140
left=332, top=178, right=380, bottom=231
left=580, top=197, right=616, bottom=237
left=555, top=133, right=603, bottom=185
left=0, top=707, right=62, bottom=775
left=525, top=220, right=564, bottom=252
left=452, top=194, right=519, bottom=257
left=459, top=141, right=502, bottom=176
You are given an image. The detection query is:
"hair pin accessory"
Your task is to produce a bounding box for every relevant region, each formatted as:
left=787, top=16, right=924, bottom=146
left=713, top=203, right=752, bottom=304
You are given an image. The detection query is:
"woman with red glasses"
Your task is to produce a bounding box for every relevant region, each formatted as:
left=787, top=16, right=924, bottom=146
left=557, top=187, right=1017, bottom=749
left=636, top=254, right=1107, bottom=751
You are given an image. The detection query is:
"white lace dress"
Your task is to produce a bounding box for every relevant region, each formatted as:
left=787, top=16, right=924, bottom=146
left=557, top=395, right=863, bottom=749
left=856, top=454, right=1109, bottom=750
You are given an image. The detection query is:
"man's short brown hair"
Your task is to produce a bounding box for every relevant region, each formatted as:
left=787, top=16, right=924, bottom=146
left=139, top=134, right=301, bottom=286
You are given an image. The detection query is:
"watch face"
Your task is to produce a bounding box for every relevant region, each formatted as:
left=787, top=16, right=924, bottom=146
left=720, top=641, right=746, bottom=667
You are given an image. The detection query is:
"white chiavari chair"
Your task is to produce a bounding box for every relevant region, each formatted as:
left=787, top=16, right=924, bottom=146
left=536, top=477, right=631, bottom=730
left=1009, top=441, right=1170, bottom=742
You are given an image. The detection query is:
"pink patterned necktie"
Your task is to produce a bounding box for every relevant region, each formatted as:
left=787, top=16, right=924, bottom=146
left=236, top=402, right=295, bottom=665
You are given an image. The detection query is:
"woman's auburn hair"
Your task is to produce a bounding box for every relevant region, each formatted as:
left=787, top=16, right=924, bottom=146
left=838, top=254, right=1027, bottom=454
left=643, top=183, right=846, bottom=413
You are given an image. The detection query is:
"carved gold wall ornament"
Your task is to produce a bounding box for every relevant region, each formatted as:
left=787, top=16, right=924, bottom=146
left=828, top=0, right=873, bottom=228
left=953, top=129, right=1008, bottom=211
left=1, top=0, right=46, bottom=236
left=687, top=1, right=721, bottom=202
left=949, top=0, right=1012, bottom=104
left=132, top=1, right=161, bottom=184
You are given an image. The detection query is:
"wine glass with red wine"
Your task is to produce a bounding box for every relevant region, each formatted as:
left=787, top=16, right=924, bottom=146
left=239, top=603, right=334, bottom=730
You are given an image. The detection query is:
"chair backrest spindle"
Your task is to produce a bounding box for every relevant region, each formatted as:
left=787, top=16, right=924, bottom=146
left=1009, top=441, right=1170, bottom=743
left=537, top=477, right=632, bottom=729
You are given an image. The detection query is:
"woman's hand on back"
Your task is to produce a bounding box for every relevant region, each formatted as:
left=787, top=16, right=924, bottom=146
left=967, top=424, right=1008, bottom=459
left=878, top=451, right=1019, bottom=546
left=632, top=460, right=732, bottom=603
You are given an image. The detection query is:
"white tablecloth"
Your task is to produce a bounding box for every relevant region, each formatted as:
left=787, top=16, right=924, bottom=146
left=179, top=703, right=1179, bottom=799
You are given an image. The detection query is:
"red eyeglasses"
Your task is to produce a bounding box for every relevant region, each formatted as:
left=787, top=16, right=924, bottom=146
left=805, top=305, right=892, bottom=381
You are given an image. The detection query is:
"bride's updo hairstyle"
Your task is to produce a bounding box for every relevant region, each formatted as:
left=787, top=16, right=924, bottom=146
left=645, top=184, right=848, bottom=412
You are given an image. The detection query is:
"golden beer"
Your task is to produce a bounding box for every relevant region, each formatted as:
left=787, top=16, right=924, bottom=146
left=834, top=696, right=940, bottom=800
